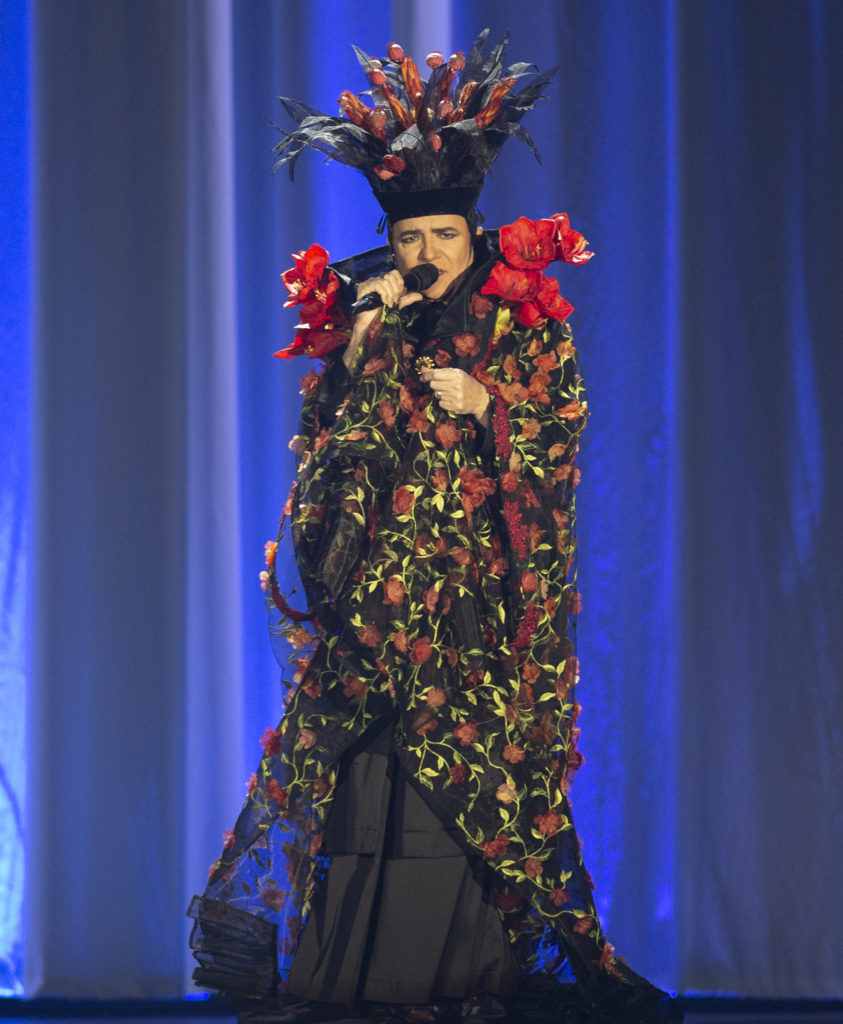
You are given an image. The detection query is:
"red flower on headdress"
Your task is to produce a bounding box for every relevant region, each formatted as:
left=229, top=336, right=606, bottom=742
left=373, top=153, right=407, bottom=180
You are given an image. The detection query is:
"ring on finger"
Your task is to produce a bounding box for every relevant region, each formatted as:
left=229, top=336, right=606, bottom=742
left=436, top=390, right=443, bottom=399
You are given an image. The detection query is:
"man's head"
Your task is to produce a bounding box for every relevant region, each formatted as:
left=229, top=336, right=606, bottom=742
left=390, top=213, right=482, bottom=301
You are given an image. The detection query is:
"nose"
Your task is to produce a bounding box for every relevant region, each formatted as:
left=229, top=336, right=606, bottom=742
left=419, top=231, right=437, bottom=263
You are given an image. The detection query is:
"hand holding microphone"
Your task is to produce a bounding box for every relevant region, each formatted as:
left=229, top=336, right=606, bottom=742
left=350, top=263, right=440, bottom=315
left=343, top=264, right=440, bottom=372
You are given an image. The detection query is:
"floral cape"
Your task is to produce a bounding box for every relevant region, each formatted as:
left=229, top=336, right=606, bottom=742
left=189, top=217, right=664, bottom=1019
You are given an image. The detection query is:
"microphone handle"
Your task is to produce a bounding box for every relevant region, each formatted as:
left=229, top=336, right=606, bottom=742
left=349, top=291, right=382, bottom=315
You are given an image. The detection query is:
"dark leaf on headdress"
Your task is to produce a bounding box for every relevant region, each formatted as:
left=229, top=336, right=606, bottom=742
left=511, top=124, right=542, bottom=164
left=420, top=64, right=447, bottom=127
left=510, top=67, right=558, bottom=108
left=504, top=61, right=540, bottom=80
left=383, top=64, right=406, bottom=96
left=271, top=29, right=555, bottom=198
left=461, top=29, right=507, bottom=96
left=352, top=44, right=378, bottom=74
left=482, top=33, right=510, bottom=79
left=278, top=97, right=324, bottom=123
left=272, top=117, right=384, bottom=180
left=463, top=28, right=492, bottom=78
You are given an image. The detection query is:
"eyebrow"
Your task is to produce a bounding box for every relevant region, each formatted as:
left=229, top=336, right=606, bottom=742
left=397, top=227, right=459, bottom=240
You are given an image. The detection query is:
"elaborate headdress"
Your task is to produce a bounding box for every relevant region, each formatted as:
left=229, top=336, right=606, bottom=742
left=272, top=29, right=555, bottom=222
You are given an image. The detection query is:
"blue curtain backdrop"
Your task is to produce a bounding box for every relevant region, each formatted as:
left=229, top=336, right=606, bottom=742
left=0, top=0, right=840, bottom=1000
left=0, top=0, right=29, bottom=997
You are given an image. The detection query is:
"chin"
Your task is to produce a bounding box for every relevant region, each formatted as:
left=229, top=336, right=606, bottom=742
left=422, top=278, right=452, bottom=300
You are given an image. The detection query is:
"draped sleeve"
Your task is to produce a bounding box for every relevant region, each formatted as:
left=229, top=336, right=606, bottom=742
left=475, top=308, right=587, bottom=657
left=289, top=310, right=410, bottom=621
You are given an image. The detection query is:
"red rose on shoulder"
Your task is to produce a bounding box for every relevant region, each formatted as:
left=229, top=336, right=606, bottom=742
left=549, top=212, right=594, bottom=264
left=281, top=243, right=333, bottom=306
left=517, top=275, right=574, bottom=328
left=499, top=216, right=557, bottom=270
left=481, top=262, right=541, bottom=304
left=276, top=243, right=351, bottom=360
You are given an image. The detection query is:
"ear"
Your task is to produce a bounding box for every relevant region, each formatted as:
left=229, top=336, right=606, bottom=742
left=475, top=226, right=484, bottom=237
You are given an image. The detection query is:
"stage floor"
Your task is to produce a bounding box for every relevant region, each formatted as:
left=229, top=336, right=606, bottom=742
left=1, top=1000, right=842, bottom=1023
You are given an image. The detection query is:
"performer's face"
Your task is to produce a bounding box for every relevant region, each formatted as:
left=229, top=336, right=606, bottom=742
left=391, top=214, right=478, bottom=300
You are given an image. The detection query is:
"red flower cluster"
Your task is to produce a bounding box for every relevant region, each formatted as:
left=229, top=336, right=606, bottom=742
left=274, top=243, right=350, bottom=360
left=453, top=719, right=479, bottom=746
left=266, top=779, right=288, bottom=806
left=533, top=808, right=567, bottom=836
left=260, top=726, right=283, bottom=757
left=501, top=214, right=593, bottom=269
left=481, top=214, right=592, bottom=328
left=458, top=466, right=497, bottom=518
left=481, top=834, right=511, bottom=858
left=496, top=888, right=523, bottom=912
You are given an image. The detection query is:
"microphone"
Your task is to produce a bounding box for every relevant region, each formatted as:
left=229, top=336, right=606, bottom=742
left=350, top=263, right=440, bottom=316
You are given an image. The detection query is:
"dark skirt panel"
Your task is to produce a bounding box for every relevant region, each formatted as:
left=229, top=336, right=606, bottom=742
left=288, top=725, right=517, bottom=1004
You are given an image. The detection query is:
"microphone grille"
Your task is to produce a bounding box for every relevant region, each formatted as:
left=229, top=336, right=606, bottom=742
left=406, top=263, right=440, bottom=292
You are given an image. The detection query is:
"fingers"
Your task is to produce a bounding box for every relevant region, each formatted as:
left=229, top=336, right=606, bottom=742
left=397, top=291, right=423, bottom=309
left=419, top=368, right=489, bottom=418
left=355, top=269, right=406, bottom=311
left=349, top=270, right=406, bottom=347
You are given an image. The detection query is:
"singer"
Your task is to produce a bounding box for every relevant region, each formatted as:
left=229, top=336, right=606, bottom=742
left=190, top=30, right=682, bottom=1024
left=343, top=216, right=491, bottom=429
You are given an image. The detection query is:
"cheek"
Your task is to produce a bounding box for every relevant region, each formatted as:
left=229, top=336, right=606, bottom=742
left=393, top=249, right=416, bottom=275
left=452, top=243, right=472, bottom=271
